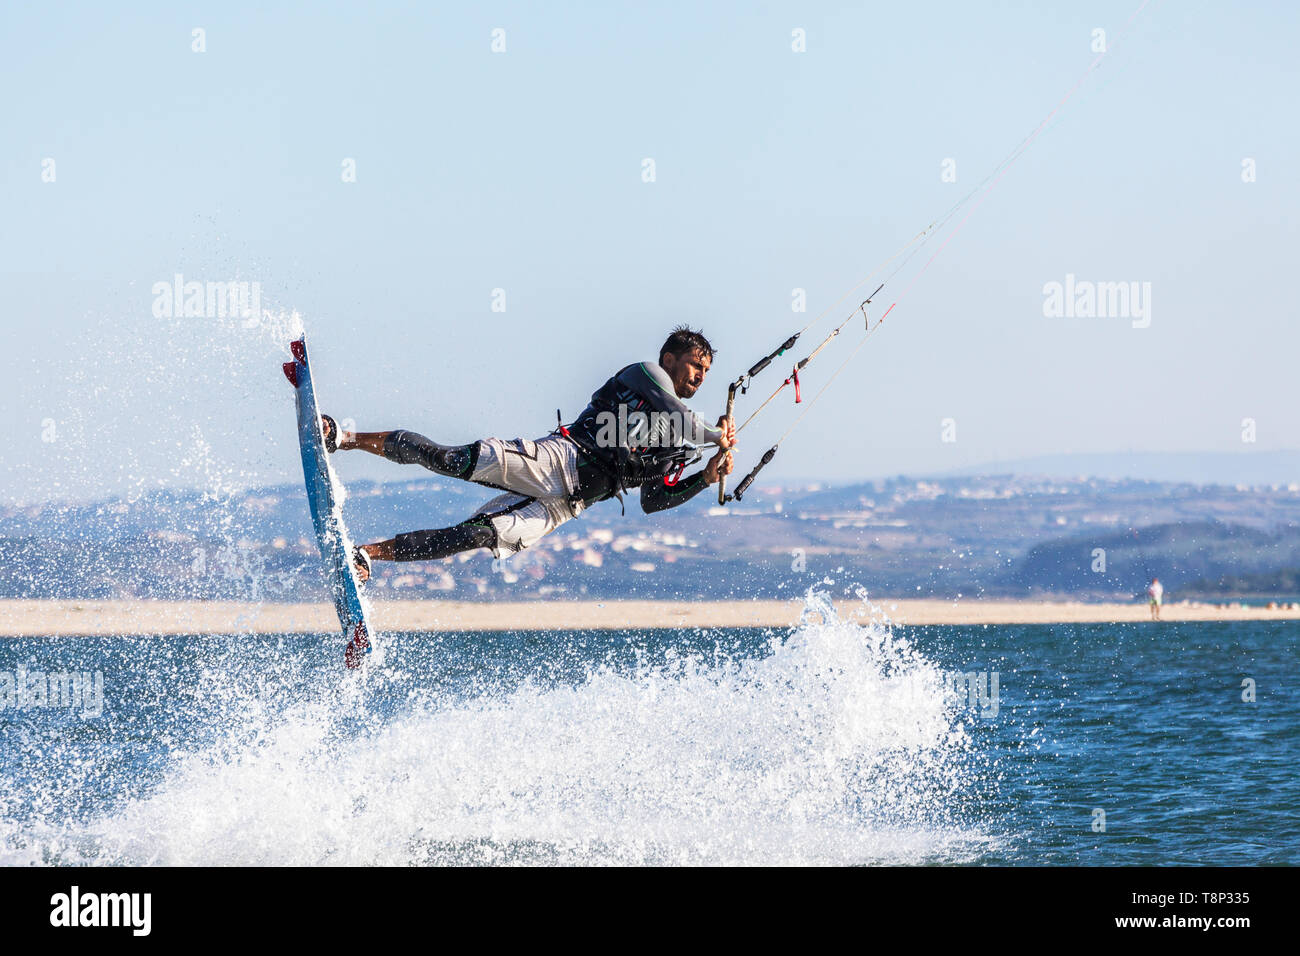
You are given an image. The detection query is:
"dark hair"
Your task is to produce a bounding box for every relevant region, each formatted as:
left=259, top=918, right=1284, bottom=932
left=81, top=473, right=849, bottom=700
left=659, top=325, right=716, bottom=366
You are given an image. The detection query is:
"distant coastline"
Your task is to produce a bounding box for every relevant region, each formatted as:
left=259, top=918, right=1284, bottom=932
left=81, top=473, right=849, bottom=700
left=8, top=473, right=1300, bottom=609
left=1, top=598, right=1297, bottom=637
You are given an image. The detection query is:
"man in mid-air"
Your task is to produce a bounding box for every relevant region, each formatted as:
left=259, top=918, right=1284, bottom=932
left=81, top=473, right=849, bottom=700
left=322, top=326, right=736, bottom=581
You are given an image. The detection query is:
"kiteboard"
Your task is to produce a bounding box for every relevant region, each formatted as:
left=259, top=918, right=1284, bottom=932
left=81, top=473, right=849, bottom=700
left=282, top=335, right=375, bottom=669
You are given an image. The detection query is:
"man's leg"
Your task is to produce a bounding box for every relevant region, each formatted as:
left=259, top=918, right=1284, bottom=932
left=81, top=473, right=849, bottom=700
left=355, top=516, right=497, bottom=580
left=333, top=426, right=580, bottom=506
left=355, top=493, right=578, bottom=581
left=332, top=423, right=481, bottom=480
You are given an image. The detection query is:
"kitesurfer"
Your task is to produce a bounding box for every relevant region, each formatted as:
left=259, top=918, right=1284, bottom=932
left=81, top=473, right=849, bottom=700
left=324, top=326, right=736, bottom=581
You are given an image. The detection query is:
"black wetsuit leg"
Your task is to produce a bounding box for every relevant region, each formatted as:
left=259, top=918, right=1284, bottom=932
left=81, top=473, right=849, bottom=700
left=382, top=430, right=480, bottom=479
left=385, top=435, right=618, bottom=562
left=393, top=517, right=497, bottom=561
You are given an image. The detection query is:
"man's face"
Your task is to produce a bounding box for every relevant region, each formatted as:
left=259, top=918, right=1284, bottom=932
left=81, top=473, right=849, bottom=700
left=661, top=347, right=711, bottom=398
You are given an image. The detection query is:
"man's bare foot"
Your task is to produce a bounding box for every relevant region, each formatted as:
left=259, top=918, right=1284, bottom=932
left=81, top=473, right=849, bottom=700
left=320, top=415, right=357, bottom=452
left=351, top=545, right=372, bottom=583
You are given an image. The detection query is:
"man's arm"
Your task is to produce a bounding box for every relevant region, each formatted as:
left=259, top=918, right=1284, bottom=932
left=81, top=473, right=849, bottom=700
left=640, top=449, right=733, bottom=514
left=641, top=470, right=710, bottom=514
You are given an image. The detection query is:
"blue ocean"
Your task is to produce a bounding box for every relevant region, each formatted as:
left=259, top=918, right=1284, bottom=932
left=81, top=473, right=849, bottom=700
left=1, top=592, right=1295, bottom=866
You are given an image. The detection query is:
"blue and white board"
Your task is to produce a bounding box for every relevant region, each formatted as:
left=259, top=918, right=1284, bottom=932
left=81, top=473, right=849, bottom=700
left=283, top=336, right=375, bottom=669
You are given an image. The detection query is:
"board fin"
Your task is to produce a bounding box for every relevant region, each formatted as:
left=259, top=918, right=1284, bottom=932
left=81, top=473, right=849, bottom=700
left=344, top=622, right=371, bottom=669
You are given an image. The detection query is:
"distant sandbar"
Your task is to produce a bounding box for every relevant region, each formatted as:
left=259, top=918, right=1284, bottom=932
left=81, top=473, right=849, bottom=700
left=0, top=598, right=1295, bottom=637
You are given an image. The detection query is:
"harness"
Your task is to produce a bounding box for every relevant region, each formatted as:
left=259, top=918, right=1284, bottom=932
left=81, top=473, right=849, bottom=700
left=554, top=410, right=702, bottom=514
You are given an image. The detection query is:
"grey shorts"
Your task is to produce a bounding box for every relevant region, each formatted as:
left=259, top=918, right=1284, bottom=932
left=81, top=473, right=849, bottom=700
left=469, top=435, right=586, bottom=557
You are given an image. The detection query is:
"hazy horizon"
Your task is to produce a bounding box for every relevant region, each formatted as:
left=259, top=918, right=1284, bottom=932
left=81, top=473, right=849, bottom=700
left=6, top=447, right=1299, bottom=510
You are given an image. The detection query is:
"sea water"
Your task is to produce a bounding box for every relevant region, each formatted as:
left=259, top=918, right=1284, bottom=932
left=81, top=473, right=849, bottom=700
left=0, top=592, right=1295, bottom=866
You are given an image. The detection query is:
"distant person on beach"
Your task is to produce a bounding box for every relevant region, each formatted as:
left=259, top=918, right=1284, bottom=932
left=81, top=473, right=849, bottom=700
left=1147, top=578, right=1164, bottom=620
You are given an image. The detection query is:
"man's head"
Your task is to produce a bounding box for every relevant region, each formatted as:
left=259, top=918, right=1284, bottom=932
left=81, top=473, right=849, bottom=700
left=659, top=325, right=715, bottom=399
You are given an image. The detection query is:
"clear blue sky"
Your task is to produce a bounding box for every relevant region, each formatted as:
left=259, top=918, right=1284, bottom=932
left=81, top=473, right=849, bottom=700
left=2, top=1, right=1297, bottom=505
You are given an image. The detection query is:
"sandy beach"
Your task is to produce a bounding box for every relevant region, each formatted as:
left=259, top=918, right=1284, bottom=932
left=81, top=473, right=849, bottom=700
left=0, top=597, right=1296, bottom=636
